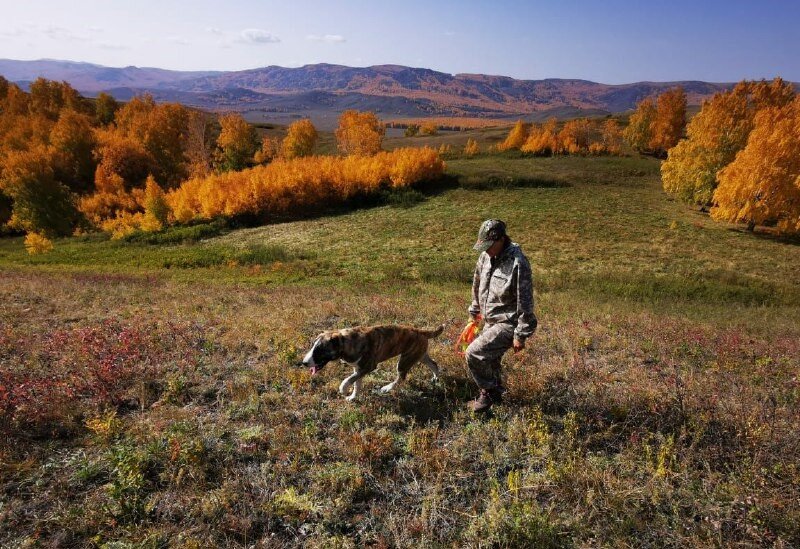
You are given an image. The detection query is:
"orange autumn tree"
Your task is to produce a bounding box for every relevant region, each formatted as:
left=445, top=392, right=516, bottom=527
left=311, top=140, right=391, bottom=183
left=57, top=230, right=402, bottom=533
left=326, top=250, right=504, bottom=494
left=98, top=175, right=171, bottom=239
left=254, top=136, right=281, bottom=165
left=649, top=87, right=687, bottom=156
left=0, top=78, right=91, bottom=238
left=558, top=119, right=591, bottom=154
left=27, top=78, right=87, bottom=120
left=521, top=118, right=559, bottom=155
left=661, top=78, right=795, bottom=206
left=280, top=119, right=318, bottom=159
left=711, top=96, right=800, bottom=233
left=592, top=118, right=623, bottom=155
left=463, top=138, right=479, bottom=156
left=215, top=112, right=260, bottom=171
left=0, top=146, right=80, bottom=237
left=335, top=110, right=385, bottom=156
left=111, top=95, right=192, bottom=187
left=167, top=147, right=444, bottom=224
left=81, top=129, right=153, bottom=223
left=498, top=120, right=530, bottom=151
left=184, top=111, right=214, bottom=179
left=49, top=110, right=97, bottom=194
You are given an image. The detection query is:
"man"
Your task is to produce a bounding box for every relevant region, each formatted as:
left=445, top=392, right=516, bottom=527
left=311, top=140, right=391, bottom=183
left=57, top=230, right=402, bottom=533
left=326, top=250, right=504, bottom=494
left=466, top=219, right=537, bottom=412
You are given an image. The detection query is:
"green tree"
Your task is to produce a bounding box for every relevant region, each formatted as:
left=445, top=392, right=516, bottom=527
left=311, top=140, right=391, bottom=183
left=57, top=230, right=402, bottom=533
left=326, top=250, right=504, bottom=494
left=95, top=92, right=119, bottom=125
left=0, top=147, right=80, bottom=236
left=404, top=124, right=420, bottom=137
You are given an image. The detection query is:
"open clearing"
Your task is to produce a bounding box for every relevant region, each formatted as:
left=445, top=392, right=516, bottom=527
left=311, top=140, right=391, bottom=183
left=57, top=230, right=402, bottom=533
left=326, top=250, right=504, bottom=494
left=1, top=155, right=798, bottom=547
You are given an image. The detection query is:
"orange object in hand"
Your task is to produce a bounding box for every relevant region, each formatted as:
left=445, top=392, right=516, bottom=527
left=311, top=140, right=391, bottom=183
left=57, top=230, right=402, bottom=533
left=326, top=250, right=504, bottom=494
left=455, top=314, right=482, bottom=356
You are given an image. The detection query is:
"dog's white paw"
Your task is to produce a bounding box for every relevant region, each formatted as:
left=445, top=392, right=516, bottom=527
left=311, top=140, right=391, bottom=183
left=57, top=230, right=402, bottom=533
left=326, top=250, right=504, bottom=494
left=380, top=382, right=396, bottom=393
left=430, top=375, right=440, bottom=384
left=339, top=380, right=352, bottom=395
left=345, top=392, right=358, bottom=402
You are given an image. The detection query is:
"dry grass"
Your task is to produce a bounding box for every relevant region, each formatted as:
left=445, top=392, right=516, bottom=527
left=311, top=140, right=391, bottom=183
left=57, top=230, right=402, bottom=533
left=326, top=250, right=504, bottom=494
left=1, top=155, right=798, bottom=547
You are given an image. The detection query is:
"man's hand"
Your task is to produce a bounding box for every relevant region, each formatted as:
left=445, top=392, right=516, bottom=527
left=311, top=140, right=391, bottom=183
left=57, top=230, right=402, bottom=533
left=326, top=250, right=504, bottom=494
left=513, top=338, right=525, bottom=353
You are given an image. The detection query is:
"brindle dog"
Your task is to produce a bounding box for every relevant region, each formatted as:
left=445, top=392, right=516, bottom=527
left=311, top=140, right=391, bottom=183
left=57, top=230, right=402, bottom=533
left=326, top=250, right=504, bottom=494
left=301, top=325, right=444, bottom=401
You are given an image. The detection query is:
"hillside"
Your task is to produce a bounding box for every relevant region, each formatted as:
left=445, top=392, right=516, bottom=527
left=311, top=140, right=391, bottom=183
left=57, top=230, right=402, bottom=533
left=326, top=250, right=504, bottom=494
left=1, top=152, right=798, bottom=547
left=0, top=58, right=735, bottom=120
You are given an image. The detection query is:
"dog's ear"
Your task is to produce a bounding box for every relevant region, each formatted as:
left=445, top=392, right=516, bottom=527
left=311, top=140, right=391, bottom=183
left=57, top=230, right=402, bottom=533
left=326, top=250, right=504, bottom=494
left=329, top=333, right=343, bottom=350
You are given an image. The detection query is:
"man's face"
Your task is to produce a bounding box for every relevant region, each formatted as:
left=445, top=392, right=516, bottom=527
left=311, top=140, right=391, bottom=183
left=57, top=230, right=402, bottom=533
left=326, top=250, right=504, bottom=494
left=486, top=238, right=505, bottom=258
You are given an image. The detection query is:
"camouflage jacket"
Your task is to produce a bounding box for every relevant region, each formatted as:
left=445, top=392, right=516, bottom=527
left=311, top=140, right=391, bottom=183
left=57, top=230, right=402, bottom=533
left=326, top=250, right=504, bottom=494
left=469, top=242, right=537, bottom=342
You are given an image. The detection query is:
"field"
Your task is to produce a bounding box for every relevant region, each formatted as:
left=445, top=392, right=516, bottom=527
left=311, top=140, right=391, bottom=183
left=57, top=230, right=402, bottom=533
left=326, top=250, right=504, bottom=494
left=1, top=152, right=799, bottom=547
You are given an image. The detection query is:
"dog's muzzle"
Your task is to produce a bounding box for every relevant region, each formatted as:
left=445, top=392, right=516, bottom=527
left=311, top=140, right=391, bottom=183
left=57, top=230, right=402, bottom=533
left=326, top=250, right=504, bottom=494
left=302, top=347, right=323, bottom=376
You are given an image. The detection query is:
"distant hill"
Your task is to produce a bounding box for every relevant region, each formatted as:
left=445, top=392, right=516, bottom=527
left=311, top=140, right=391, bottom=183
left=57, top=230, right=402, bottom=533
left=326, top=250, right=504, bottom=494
left=0, top=58, right=742, bottom=122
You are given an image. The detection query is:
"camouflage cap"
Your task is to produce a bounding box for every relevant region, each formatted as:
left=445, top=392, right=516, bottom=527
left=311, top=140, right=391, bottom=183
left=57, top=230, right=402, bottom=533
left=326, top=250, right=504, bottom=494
left=473, top=219, right=507, bottom=252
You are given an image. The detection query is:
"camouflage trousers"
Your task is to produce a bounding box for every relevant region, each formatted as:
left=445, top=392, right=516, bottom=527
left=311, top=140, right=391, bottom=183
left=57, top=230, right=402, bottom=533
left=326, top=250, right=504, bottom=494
left=465, top=322, right=515, bottom=391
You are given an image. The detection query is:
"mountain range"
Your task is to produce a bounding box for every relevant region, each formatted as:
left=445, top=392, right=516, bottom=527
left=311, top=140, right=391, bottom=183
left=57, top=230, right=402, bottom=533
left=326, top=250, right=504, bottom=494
left=1, top=58, right=739, bottom=124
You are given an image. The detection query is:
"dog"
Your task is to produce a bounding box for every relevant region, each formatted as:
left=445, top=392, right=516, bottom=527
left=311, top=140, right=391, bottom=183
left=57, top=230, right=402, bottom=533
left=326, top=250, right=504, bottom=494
left=301, top=324, right=444, bottom=401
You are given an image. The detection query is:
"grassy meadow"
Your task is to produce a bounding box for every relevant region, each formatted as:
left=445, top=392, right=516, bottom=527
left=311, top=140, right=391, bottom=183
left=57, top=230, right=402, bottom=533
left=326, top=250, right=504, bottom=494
left=1, top=148, right=799, bottom=547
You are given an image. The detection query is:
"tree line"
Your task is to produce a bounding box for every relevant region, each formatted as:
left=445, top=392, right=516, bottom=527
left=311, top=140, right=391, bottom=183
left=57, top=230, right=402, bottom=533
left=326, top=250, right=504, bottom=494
left=659, top=78, right=798, bottom=234
left=0, top=77, right=438, bottom=250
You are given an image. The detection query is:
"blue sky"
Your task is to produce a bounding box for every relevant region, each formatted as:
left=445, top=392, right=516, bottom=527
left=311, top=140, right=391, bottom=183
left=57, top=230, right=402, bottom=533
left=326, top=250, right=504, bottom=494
left=1, top=0, right=797, bottom=83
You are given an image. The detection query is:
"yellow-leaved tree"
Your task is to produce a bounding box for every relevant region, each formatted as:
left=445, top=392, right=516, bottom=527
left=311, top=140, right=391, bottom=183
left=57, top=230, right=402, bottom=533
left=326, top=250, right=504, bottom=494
left=420, top=122, right=438, bottom=136
left=521, top=118, right=559, bottom=155
left=215, top=112, right=260, bottom=171
left=140, top=176, right=170, bottom=232
left=711, top=96, right=800, bottom=233
left=463, top=138, right=479, bottom=156
left=113, top=95, right=192, bottom=186
left=623, top=98, right=656, bottom=153
left=558, top=119, right=591, bottom=154
left=281, top=119, right=318, bottom=159
left=498, top=120, right=530, bottom=151
left=661, top=78, right=795, bottom=206
left=335, top=110, right=385, bottom=156
left=0, top=146, right=80, bottom=237
left=49, top=110, right=97, bottom=194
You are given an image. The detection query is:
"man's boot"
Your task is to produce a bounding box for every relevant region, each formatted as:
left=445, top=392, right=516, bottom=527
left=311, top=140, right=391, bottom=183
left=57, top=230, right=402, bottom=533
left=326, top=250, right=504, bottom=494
left=490, top=385, right=506, bottom=404
left=470, top=389, right=494, bottom=413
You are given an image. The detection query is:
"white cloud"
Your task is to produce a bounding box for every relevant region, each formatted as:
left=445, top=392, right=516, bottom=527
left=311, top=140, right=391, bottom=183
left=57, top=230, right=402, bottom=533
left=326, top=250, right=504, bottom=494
left=166, top=36, right=190, bottom=46
left=306, top=34, right=346, bottom=43
left=41, top=25, right=89, bottom=42
left=238, top=29, right=280, bottom=44
left=97, top=42, right=128, bottom=51
left=205, top=27, right=223, bottom=35
left=0, top=28, right=24, bottom=38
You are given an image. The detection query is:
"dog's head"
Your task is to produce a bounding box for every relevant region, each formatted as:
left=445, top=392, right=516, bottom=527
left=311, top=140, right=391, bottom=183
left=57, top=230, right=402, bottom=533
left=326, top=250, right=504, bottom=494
left=301, top=332, right=343, bottom=375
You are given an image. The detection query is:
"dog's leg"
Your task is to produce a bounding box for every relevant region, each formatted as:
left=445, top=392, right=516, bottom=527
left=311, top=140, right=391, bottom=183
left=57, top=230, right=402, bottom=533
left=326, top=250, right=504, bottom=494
left=381, top=351, right=424, bottom=393
left=422, top=353, right=440, bottom=382
left=380, top=378, right=398, bottom=393
left=345, top=378, right=362, bottom=402
left=339, top=370, right=360, bottom=395
left=380, top=357, right=405, bottom=393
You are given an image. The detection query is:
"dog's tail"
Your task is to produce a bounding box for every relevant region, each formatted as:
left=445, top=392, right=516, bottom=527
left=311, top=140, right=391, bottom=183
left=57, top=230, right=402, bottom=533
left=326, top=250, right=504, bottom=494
left=420, top=324, right=445, bottom=339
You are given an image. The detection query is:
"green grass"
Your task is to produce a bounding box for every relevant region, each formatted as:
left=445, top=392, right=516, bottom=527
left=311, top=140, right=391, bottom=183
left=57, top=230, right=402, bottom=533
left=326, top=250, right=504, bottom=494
left=1, top=153, right=799, bottom=547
